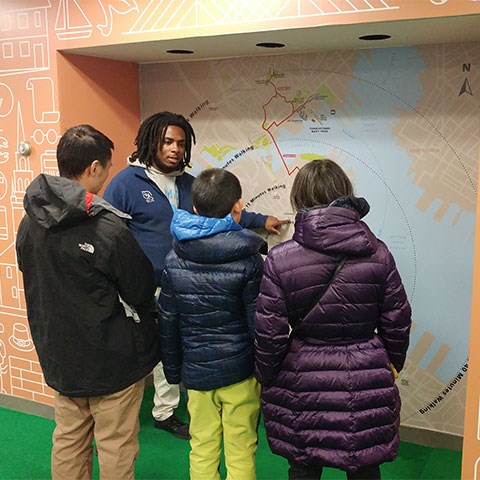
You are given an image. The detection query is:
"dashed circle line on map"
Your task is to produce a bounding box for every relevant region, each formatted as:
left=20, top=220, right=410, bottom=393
left=274, top=137, right=418, bottom=303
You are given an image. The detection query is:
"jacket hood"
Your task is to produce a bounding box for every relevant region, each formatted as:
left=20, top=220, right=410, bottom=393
left=293, top=196, right=378, bottom=256
left=171, top=209, right=265, bottom=264
left=128, top=155, right=185, bottom=177
left=171, top=209, right=241, bottom=241
left=24, top=174, right=130, bottom=229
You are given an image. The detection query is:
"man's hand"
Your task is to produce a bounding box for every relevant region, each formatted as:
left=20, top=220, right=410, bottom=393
left=264, top=216, right=290, bottom=235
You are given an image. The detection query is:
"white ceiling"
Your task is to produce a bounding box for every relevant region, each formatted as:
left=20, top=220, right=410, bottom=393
left=64, top=14, right=480, bottom=64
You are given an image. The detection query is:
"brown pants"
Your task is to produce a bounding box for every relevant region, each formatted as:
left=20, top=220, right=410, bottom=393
left=51, top=378, right=145, bottom=480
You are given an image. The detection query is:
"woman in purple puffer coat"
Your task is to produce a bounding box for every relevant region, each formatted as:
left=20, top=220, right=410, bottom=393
left=254, top=159, right=412, bottom=480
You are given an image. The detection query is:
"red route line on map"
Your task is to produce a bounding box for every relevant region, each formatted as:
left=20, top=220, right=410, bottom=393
left=261, top=78, right=310, bottom=176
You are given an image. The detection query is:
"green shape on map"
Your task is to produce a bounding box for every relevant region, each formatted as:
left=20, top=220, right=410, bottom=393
left=200, top=145, right=236, bottom=160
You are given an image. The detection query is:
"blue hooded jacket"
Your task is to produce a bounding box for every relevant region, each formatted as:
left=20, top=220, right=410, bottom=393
left=158, top=209, right=265, bottom=391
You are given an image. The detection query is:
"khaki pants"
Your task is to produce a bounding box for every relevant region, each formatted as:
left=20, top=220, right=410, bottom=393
left=152, top=361, right=180, bottom=421
left=51, top=378, right=145, bottom=480
left=188, top=376, right=261, bottom=480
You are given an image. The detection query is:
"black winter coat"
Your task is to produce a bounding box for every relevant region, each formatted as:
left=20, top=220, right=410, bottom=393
left=16, top=174, right=161, bottom=397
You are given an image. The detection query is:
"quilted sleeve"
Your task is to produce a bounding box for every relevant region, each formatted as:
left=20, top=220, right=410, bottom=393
left=378, top=249, right=412, bottom=372
left=242, top=254, right=264, bottom=339
left=158, top=267, right=182, bottom=384
left=254, top=255, right=291, bottom=385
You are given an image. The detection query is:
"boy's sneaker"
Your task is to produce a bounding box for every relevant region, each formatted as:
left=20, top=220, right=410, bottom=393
left=154, top=414, right=190, bottom=440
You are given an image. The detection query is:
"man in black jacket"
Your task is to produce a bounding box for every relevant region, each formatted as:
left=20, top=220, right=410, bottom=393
left=16, top=124, right=161, bottom=480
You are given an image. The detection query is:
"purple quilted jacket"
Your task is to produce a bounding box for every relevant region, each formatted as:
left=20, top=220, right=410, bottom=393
left=254, top=197, right=411, bottom=472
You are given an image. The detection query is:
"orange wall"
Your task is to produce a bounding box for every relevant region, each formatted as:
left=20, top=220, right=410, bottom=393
left=57, top=52, right=140, bottom=184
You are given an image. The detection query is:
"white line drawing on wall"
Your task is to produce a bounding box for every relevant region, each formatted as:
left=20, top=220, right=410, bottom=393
left=12, top=102, right=34, bottom=209
left=41, top=149, right=58, bottom=176
left=9, top=355, right=54, bottom=401
left=127, top=0, right=399, bottom=34
left=0, top=323, right=7, bottom=394
left=97, top=0, right=139, bottom=37
left=0, top=170, right=7, bottom=239
left=0, top=172, right=7, bottom=202
left=26, top=77, right=60, bottom=124
left=55, top=0, right=93, bottom=40
left=0, top=132, right=8, bottom=164
left=0, top=83, right=14, bottom=118
left=0, top=1, right=51, bottom=76
left=475, top=456, right=480, bottom=480
left=2, top=102, right=34, bottom=312
left=8, top=323, right=34, bottom=352
left=32, top=128, right=60, bottom=145
left=0, top=167, right=7, bottom=239
left=0, top=244, right=24, bottom=309
left=0, top=207, right=7, bottom=240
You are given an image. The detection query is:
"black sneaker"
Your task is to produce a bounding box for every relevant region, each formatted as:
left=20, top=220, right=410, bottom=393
left=154, top=414, right=190, bottom=440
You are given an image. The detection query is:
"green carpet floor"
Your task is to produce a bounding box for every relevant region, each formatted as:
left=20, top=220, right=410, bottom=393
left=0, top=387, right=461, bottom=479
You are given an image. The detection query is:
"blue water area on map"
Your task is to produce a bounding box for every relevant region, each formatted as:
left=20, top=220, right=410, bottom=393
left=267, top=47, right=474, bottom=382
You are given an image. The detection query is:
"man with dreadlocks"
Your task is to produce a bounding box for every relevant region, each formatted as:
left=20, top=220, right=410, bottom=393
left=104, top=111, right=288, bottom=440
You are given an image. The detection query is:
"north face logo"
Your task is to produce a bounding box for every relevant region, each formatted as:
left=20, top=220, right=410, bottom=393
left=79, top=242, right=95, bottom=254
left=142, top=190, right=155, bottom=203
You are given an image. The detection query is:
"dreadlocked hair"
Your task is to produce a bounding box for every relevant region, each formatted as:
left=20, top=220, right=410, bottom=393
left=131, top=111, right=196, bottom=169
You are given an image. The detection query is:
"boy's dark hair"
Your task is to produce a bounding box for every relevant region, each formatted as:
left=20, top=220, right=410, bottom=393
left=57, top=124, right=114, bottom=179
left=291, top=159, right=354, bottom=211
left=132, top=111, right=196, bottom=169
left=192, top=168, right=242, bottom=218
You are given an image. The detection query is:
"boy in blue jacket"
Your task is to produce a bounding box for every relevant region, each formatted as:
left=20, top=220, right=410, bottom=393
left=158, top=168, right=264, bottom=480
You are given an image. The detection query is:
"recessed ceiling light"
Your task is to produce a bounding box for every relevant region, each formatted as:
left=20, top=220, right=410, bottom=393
left=256, top=42, right=285, bottom=49
left=166, top=49, right=194, bottom=54
left=358, top=34, right=391, bottom=41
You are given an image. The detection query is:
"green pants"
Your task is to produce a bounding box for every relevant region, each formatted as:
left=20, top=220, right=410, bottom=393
left=188, top=376, right=261, bottom=480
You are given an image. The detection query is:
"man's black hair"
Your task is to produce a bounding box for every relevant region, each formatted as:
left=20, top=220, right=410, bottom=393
left=192, top=168, right=242, bottom=218
left=131, top=111, right=196, bottom=169
left=57, top=124, right=114, bottom=179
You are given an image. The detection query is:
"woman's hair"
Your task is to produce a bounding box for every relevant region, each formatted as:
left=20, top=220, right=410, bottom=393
left=131, top=111, right=196, bottom=169
left=192, top=168, right=242, bottom=218
left=290, top=159, right=354, bottom=211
